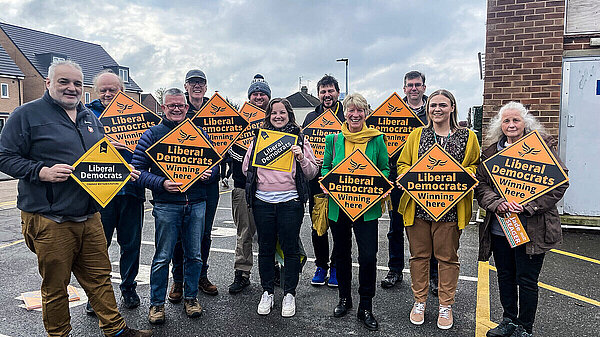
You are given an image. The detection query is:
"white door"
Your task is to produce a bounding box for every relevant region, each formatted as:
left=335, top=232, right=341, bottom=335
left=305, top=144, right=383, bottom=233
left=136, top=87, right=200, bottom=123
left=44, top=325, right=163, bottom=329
left=560, top=57, right=600, bottom=216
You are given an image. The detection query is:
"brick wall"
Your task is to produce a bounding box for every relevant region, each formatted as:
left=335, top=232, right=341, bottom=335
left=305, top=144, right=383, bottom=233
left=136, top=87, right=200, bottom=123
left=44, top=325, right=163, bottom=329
left=0, top=77, right=22, bottom=113
left=482, top=0, right=565, bottom=148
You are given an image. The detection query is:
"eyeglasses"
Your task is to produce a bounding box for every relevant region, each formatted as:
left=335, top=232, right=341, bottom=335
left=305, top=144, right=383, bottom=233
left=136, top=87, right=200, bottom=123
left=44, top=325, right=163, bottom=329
left=405, top=83, right=423, bottom=88
left=165, top=104, right=187, bottom=110
left=186, top=80, right=206, bottom=87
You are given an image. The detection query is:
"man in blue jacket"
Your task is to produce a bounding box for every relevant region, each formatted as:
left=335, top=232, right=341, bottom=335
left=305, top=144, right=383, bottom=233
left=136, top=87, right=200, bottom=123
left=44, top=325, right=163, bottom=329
left=85, top=70, right=146, bottom=312
left=0, top=60, right=151, bottom=337
left=132, top=88, right=217, bottom=324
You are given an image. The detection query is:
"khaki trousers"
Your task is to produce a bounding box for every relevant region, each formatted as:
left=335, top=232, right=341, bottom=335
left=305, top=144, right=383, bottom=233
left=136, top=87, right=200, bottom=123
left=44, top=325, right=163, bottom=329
left=406, top=217, right=461, bottom=305
left=21, top=211, right=126, bottom=337
left=232, top=188, right=256, bottom=275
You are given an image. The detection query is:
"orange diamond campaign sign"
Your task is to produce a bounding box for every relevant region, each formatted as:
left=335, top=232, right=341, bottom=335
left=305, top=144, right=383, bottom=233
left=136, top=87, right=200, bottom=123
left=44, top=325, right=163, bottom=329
left=98, top=91, right=162, bottom=153
left=366, top=92, right=425, bottom=157
left=483, top=130, right=568, bottom=204
left=145, top=119, right=222, bottom=192
left=70, top=138, right=132, bottom=207
left=320, top=149, right=393, bottom=222
left=397, top=143, right=478, bottom=221
left=191, top=93, right=248, bottom=156
left=251, top=129, right=298, bottom=172
left=302, top=109, right=343, bottom=160
left=233, top=102, right=266, bottom=153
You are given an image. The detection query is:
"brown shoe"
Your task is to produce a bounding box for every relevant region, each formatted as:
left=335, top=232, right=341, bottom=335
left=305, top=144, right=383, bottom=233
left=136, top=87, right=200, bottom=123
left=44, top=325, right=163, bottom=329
left=437, top=304, right=453, bottom=329
left=118, top=326, right=153, bottom=337
left=148, top=305, right=165, bottom=325
left=199, top=277, right=218, bottom=296
left=409, top=301, right=426, bottom=325
left=168, top=282, right=183, bottom=303
left=184, top=298, right=203, bottom=318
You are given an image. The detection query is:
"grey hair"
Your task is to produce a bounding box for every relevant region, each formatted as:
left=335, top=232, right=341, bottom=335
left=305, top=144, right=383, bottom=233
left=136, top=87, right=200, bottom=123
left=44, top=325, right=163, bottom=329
left=92, top=69, right=124, bottom=92
left=162, top=87, right=186, bottom=104
left=485, top=101, right=545, bottom=143
left=47, top=59, right=83, bottom=82
left=342, top=93, right=371, bottom=117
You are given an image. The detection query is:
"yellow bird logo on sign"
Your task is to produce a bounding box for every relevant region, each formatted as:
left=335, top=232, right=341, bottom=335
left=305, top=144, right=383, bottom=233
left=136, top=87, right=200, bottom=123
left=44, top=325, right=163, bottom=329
left=348, top=159, right=367, bottom=173
left=518, top=142, right=541, bottom=157
left=385, top=103, right=402, bottom=115
left=427, top=156, right=447, bottom=170
left=177, top=130, right=197, bottom=143
left=116, top=102, right=133, bottom=114
left=210, top=103, right=226, bottom=115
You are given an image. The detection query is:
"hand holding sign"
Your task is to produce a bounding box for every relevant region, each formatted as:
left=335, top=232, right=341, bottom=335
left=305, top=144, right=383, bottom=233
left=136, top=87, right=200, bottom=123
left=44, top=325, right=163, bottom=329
left=290, top=145, right=304, bottom=161
left=163, top=180, right=183, bottom=193
left=39, top=164, right=75, bottom=183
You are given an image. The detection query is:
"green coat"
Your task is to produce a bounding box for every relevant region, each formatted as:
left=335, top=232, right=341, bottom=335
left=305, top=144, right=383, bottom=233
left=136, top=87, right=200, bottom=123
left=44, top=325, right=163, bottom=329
left=321, top=133, right=390, bottom=222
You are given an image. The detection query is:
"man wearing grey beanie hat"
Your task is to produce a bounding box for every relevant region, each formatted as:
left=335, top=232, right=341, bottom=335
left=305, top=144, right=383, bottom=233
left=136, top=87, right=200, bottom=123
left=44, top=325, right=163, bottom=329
left=228, top=74, right=274, bottom=294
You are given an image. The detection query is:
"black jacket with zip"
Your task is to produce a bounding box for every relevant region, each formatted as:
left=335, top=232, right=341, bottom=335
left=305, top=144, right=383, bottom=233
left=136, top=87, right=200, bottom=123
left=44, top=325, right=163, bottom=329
left=0, top=91, right=104, bottom=217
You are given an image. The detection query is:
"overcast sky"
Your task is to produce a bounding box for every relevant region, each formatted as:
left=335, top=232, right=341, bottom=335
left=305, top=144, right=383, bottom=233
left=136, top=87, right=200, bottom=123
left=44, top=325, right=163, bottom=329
left=0, top=0, right=486, bottom=120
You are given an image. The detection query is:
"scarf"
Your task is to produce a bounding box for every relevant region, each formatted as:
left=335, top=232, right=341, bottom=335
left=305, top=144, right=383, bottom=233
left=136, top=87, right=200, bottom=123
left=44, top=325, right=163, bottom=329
left=341, top=122, right=384, bottom=156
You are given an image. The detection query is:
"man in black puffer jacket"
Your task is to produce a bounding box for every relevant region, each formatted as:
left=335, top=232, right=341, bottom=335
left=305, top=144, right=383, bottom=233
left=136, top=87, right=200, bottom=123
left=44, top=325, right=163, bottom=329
left=132, top=88, right=217, bottom=324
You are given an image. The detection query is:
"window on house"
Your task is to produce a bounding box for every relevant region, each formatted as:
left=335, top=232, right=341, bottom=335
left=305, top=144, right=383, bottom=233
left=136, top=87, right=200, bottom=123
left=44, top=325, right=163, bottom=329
left=119, top=68, right=129, bottom=83
left=52, top=56, right=65, bottom=63
left=85, top=92, right=91, bottom=104
left=1, top=83, right=8, bottom=98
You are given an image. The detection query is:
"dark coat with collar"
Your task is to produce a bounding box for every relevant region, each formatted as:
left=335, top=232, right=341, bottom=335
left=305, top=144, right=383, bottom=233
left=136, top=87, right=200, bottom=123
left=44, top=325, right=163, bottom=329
left=0, top=91, right=104, bottom=217
left=475, top=135, right=569, bottom=259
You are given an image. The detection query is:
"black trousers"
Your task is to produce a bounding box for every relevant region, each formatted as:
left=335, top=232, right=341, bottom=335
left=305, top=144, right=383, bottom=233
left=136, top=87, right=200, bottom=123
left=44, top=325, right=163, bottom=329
left=308, top=184, right=336, bottom=269
left=491, top=234, right=545, bottom=333
left=330, top=211, right=378, bottom=311
left=253, top=198, right=303, bottom=295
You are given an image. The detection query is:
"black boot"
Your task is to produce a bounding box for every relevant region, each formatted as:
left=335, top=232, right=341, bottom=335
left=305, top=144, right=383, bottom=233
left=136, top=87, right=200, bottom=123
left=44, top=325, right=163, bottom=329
left=487, top=317, right=517, bottom=337
left=333, top=298, right=353, bottom=318
left=357, top=309, right=379, bottom=331
left=228, top=270, right=250, bottom=294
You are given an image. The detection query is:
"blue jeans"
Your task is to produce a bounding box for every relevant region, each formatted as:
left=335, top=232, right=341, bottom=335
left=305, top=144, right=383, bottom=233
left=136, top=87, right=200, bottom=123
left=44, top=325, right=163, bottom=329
left=100, top=195, right=143, bottom=295
left=172, top=182, right=219, bottom=281
left=253, top=198, right=303, bottom=296
left=150, top=202, right=205, bottom=306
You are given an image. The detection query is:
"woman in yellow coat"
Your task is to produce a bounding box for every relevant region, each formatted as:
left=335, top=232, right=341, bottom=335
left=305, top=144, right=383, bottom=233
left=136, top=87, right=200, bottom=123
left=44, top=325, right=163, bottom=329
left=396, top=89, right=480, bottom=330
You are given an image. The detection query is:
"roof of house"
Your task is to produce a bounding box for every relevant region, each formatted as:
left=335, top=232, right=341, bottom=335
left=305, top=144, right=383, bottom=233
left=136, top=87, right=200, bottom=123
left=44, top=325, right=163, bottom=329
left=0, top=22, right=141, bottom=91
left=0, top=43, right=24, bottom=77
left=286, top=91, right=320, bottom=108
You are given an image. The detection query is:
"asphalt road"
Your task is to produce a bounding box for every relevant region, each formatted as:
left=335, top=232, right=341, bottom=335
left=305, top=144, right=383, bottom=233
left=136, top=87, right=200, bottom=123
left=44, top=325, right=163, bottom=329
left=0, top=180, right=598, bottom=337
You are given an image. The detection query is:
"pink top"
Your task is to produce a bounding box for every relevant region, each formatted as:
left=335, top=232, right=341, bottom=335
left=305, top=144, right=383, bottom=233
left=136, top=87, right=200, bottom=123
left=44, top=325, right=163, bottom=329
left=243, top=136, right=319, bottom=192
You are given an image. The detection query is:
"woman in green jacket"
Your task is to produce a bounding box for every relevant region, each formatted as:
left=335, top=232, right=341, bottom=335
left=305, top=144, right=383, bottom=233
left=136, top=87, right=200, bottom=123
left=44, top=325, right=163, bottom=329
left=397, top=89, right=480, bottom=330
left=321, top=93, right=389, bottom=331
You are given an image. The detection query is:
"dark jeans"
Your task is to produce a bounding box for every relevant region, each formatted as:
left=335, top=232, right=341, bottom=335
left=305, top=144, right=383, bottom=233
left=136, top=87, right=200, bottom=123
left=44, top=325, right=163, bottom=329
left=491, top=234, right=545, bottom=334
left=253, top=198, right=303, bottom=296
left=172, top=182, right=220, bottom=282
left=388, top=187, right=438, bottom=278
left=100, top=195, right=144, bottom=295
left=330, top=211, right=378, bottom=311
left=308, top=187, right=336, bottom=270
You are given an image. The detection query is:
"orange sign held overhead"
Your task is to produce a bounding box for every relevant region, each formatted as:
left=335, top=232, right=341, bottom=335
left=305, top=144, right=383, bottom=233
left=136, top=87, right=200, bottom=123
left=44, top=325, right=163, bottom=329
left=483, top=130, right=568, bottom=204
left=320, top=149, right=393, bottom=221
left=191, top=93, right=248, bottom=156
left=397, top=143, right=478, bottom=221
left=145, top=119, right=222, bottom=192
left=366, top=92, right=425, bottom=157
left=233, top=102, right=266, bottom=153
left=70, top=138, right=132, bottom=207
left=98, top=91, right=162, bottom=153
left=302, top=109, right=343, bottom=160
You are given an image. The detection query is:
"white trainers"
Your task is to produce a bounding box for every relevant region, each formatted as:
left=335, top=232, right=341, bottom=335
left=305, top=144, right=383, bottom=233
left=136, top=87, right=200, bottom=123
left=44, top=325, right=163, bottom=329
left=257, top=291, right=274, bottom=315
left=281, top=293, right=296, bottom=317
